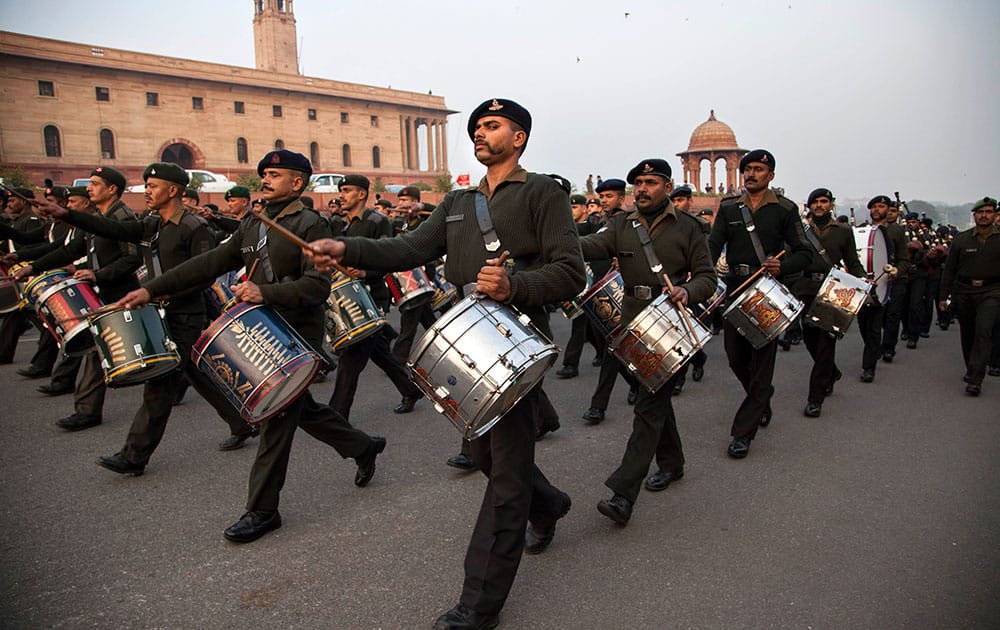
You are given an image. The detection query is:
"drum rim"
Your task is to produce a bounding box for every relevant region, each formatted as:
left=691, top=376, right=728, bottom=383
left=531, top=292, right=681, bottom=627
left=243, top=353, right=321, bottom=424
left=106, top=355, right=181, bottom=387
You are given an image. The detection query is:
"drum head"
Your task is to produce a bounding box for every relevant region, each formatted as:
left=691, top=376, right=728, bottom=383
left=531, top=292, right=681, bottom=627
left=854, top=226, right=890, bottom=303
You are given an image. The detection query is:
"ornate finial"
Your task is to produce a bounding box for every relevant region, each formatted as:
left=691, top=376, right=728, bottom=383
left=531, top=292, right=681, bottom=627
left=709, top=109, right=716, bottom=120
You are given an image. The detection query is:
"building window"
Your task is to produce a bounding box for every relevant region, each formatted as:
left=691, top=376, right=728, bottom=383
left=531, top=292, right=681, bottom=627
left=342, top=144, right=352, bottom=167
left=372, top=146, right=381, bottom=168
left=43, top=125, right=62, bottom=157
left=38, top=80, right=55, bottom=97
left=234, top=101, right=245, bottom=114
left=275, top=139, right=285, bottom=150
left=308, top=108, right=317, bottom=121
left=370, top=115, right=379, bottom=127
left=95, top=86, right=110, bottom=102
left=192, top=96, right=204, bottom=110
left=99, top=129, right=116, bottom=159
left=340, top=112, right=349, bottom=123
left=146, top=92, right=159, bottom=106
left=310, top=142, right=320, bottom=168
left=273, top=105, right=283, bottom=117
left=237, top=137, right=249, bottom=163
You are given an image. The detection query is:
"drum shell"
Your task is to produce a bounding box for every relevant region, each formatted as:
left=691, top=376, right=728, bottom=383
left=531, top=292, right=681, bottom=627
left=90, top=305, right=181, bottom=387
left=408, top=294, right=559, bottom=440
left=579, top=269, right=624, bottom=337
left=0, top=274, right=20, bottom=313
left=804, top=268, right=871, bottom=338
left=384, top=268, right=435, bottom=311
left=854, top=226, right=891, bottom=305
left=430, top=263, right=459, bottom=312
left=559, top=262, right=594, bottom=320
left=325, top=277, right=386, bottom=350
left=723, top=275, right=804, bottom=349
left=691, top=278, right=727, bottom=322
left=610, top=295, right=713, bottom=393
left=36, top=278, right=103, bottom=355
left=192, top=303, right=322, bottom=425
left=22, top=269, right=71, bottom=308
left=205, top=268, right=244, bottom=314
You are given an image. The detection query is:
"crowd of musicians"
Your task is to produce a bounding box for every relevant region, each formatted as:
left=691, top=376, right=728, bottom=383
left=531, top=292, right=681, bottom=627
left=2, top=97, right=999, bottom=629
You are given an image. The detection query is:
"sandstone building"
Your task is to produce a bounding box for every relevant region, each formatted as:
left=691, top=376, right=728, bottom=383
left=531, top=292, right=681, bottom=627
left=0, top=0, right=455, bottom=188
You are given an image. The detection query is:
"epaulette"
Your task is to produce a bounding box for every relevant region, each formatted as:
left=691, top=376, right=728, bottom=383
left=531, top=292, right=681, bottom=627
left=718, top=194, right=742, bottom=206
left=774, top=193, right=799, bottom=212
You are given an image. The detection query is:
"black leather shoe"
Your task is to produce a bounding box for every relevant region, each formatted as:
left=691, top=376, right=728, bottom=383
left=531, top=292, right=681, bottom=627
left=672, top=378, right=684, bottom=396
left=966, top=383, right=982, bottom=396
left=881, top=351, right=894, bottom=363
left=582, top=407, right=605, bottom=424
left=223, top=510, right=282, bottom=544
left=17, top=365, right=50, bottom=378
left=727, top=436, right=751, bottom=459
left=96, top=453, right=145, bottom=476
left=355, top=435, right=386, bottom=487
left=524, top=492, right=571, bottom=555
left=906, top=338, right=917, bottom=349
left=218, top=429, right=259, bottom=451
left=592, top=356, right=602, bottom=367
left=759, top=403, right=772, bottom=427
left=55, top=413, right=101, bottom=432
left=825, top=369, right=843, bottom=396
left=446, top=452, right=478, bottom=470
left=556, top=365, right=578, bottom=379
left=919, top=332, right=929, bottom=338
left=433, top=604, right=499, bottom=630
left=989, top=366, right=1000, bottom=377
left=860, top=369, right=875, bottom=383
left=778, top=338, right=791, bottom=352
left=38, top=382, right=74, bottom=396
left=627, top=387, right=638, bottom=405
left=597, top=493, right=633, bottom=525
left=692, top=365, right=704, bottom=382
left=393, top=395, right=419, bottom=414
left=804, top=402, right=822, bottom=418
left=644, top=468, right=683, bottom=492
left=535, top=421, right=560, bottom=441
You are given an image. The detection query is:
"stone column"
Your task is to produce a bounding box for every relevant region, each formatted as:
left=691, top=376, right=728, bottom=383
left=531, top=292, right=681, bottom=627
left=441, top=120, right=448, bottom=172
left=426, top=120, right=434, bottom=173
left=408, top=117, right=419, bottom=171
left=399, top=116, right=407, bottom=171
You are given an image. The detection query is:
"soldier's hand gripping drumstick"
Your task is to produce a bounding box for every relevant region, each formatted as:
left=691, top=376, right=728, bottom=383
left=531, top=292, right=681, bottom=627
left=477, top=250, right=511, bottom=302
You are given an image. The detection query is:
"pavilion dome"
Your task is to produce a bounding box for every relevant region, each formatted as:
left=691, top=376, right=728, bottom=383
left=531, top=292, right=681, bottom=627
left=687, top=110, right=739, bottom=151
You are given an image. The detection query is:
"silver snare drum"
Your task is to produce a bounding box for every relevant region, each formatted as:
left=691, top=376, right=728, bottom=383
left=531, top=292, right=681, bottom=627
left=408, top=294, right=559, bottom=440
left=609, top=295, right=712, bottom=394
left=723, top=274, right=805, bottom=349
left=804, top=268, right=871, bottom=338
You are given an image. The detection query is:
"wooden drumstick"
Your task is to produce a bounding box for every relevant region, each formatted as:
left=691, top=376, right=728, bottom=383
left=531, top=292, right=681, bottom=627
left=253, top=209, right=354, bottom=277
left=661, top=273, right=702, bottom=350
left=489, top=250, right=511, bottom=266
left=244, top=258, right=260, bottom=284
left=730, top=250, right=786, bottom=297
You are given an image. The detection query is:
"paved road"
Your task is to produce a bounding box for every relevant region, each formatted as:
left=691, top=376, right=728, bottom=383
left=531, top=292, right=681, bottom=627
left=1, top=313, right=998, bottom=629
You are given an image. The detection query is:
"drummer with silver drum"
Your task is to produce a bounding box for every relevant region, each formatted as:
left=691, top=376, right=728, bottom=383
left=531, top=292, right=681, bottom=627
left=578, top=158, right=717, bottom=524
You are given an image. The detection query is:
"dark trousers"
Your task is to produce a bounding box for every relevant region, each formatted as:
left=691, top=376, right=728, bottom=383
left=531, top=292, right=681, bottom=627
left=901, top=272, right=927, bottom=342
left=856, top=301, right=885, bottom=371
left=802, top=319, right=837, bottom=404
left=923, top=271, right=941, bottom=333
left=953, top=292, right=1000, bottom=386
left=29, top=326, right=59, bottom=372
left=674, top=349, right=706, bottom=383
left=606, top=374, right=683, bottom=504
left=330, top=329, right=420, bottom=421
left=722, top=320, right=777, bottom=440
left=246, top=391, right=373, bottom=512
left=74, top=349, right=107, bottom=417
left=881, top=280, right=907, bottom=354
left=392, top=303, right=437, bottom=364
left=589, top=352, right=637, bottom=411
left=0, top=310, right=29, bottom=362
left=561, top=315, right=601, bottom=369
left=991, top=317, right=1000, bottom=369
left=460, top=387, right=565, bottom=615
left=50, top=352, right=82, bottom=388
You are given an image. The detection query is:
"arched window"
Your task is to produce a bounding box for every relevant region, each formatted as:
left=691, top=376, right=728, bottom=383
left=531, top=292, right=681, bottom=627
left=342, top=143, right=352, bottom=167
left=372, top=146, right=381, bottom=169
left=310, top=142, right=320, bottom=168
left=99, top=128, right=115, bottom=159
left=274, top=139, right=285, bottom=150
left=237, top=137, right=249, bottom=163
left=43, top=125, right=62, bottom=157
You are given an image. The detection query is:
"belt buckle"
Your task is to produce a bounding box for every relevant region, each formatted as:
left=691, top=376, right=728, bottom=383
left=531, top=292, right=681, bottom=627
left=634, top=285, right=652, bottom=300
left=972, top=279, right=984, bottom=287
left=737, top=264, right=751, bottom=276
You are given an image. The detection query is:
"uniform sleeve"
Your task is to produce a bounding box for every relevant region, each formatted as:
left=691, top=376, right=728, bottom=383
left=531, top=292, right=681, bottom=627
left=144, top=227, right=244, bottom=298
left=939, top=235, right=961, bottom=299
left=60, top=209, right=145, bottom=243
left=258, top=216, right=332, bottom=309
left=579, top=221, right=617, bottom=261
left=30, top=232, right=88, bottom=272
left=94, top=240, right=141, bottom=286
left=779, top=205, right=814, bottom=277
left=708, top=206, right=729, bottom=264
left=677, top=222, right=718, bottom=305
left=341, top=201, right=449, bottom=272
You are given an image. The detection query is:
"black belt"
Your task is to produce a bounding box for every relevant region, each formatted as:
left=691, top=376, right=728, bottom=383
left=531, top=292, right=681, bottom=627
left=625, top=285, right=654, bottom=299
left=727, top=264, right=752, bottom=279
left=809, top=272, right=826, bottom=282
left=957, top=276, right=1000, bottom=288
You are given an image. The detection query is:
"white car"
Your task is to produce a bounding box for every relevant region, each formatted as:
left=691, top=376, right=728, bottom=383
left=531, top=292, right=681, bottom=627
left=125, top=169, right=233, bottom=193
left=309, top=173, right=344, bottom=193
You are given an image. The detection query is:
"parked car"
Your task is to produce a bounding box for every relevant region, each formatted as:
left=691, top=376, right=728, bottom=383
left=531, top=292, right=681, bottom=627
left=125, top=169, right=233, bottom=193
left=309, top=173, right=344, bottom=193
left=72, top=178, right=90, bottom=187
left=384, top=184, right=407, bottom=194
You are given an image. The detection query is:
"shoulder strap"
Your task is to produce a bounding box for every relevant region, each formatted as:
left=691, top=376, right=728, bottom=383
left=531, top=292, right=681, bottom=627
left=257, top=221, right=276, bottom=282
left=739, top=203, right=767, bottom=266
left=631, top=218, right=666, bottom=287
left=474, top=192, right=501, bottom=252
left=804, top=224, right=835, bottom=268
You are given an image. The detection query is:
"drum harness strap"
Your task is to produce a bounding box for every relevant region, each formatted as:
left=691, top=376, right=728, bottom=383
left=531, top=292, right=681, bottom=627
left=139, top=219, right=164, bottom=280
left=803, top=224, right=835, bottom=271
left=460, top=192, right=502, bottom=297
left=630, top=219, right=665, bottom=301
left=256, top=221, right=277, bottom=283
left=739, top=204, right=768, bottom=275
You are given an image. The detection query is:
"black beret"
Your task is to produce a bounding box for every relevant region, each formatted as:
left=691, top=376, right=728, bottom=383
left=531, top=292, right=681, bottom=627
left=739, top=149, right=776, bottom=171
left=595, top=178, right=626, bottom=193
left=466, top=98, right=532, bottom=141
left=669, top=185, right=693, bottom=200
left=91, top=166, right=126, bottom=191
left=225, top=185, right=251, bottom=200
left=570, top=194, right=588, bottom=205
left=375, top=199, right=392, bottom=209
left=143, top=162, right=189, bottom=187
left=183, top=188, right=200, bottom=204
left=66, top=186, right=89, bottom=198
left=45, top=186, right=69, bottom=202
left=920, top=217, right=933, bottom=227
left=698, top=209, right=715, bottom=217
left=807, top=187, right=834, bottom=205
left=867, top=195, right=892, bottom=209
left=11, top=187, right=35, bottom=199
left=299, top=196, right=315, bottom=209
left=546, top=173, right=572, bottom=196
left=971, top=197, right=997, bottom=212
left=397, top=185, right=421, bottom=200
left=340, top=174, right=370, bottom=191
left=626, top=159, right=672, bottom=184
left=587, top=198, right=601, bottom=205
left=904, top=212, right=919, bottom=221
left=256, top=149, right=313, bottom=179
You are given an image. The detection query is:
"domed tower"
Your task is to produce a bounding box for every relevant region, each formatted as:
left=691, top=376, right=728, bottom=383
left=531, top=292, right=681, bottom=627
left=676, top=110, right=747, bottom=194
left=253, top=0, right=299, bottom=74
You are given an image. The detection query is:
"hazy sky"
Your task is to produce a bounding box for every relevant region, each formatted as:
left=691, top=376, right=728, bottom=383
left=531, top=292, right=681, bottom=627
left=2, top=0, right=998, bottom=205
